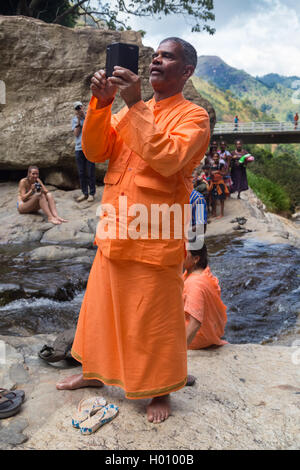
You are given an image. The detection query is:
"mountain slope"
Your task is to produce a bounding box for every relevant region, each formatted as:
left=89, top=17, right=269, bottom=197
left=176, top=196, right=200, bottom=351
left=195, top=56, right=300, bottom=121
left=191, top=75, right=273, bottom=123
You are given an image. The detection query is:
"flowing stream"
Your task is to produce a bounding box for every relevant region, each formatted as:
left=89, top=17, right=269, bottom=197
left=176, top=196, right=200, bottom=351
left=0, top=236, right=299, bottom=344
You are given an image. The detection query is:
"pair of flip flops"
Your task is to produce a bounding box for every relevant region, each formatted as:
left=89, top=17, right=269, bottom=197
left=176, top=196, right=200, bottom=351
left=0, top=388, right=26, bottom=419
left=72, top=396, right=119, bottom=435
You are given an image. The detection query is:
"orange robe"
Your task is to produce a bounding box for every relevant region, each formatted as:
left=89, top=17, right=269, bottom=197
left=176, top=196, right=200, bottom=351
left=71, top=93, right=210, bottom=399
left=183, top=268, right=228, bottom=349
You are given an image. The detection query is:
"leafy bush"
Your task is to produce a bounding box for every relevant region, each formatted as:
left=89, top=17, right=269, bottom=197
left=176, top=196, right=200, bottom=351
left=247, top=170, right=291, bottom=214
left=246, top=146, right=300, bottom=212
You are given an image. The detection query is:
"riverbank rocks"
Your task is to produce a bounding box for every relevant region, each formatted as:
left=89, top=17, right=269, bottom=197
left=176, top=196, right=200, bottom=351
left=206, top=189, right=300, bottom=248
left=0, top=334, right=299, bottom=450
left=0, top=182, right=103, bottom=250
left=1, top=183, right=299, bottom=252
left=0, top=15, right=215, bottom=186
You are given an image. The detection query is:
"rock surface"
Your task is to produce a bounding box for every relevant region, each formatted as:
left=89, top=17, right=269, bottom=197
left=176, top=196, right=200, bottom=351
left=206, top=189, right=300, bottom=248
left=1, top=182, right=299, bottom=252
left=0, top=334, right=299, bottom=450
left=0, top=182, right=103, bottom=249
left=0, top=183, right=299, bottom=449
left=0, top=15, right=216, bottom=185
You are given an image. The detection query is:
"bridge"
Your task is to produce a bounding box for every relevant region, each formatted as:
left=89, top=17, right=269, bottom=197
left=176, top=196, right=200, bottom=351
left=212, top=122, right=300, bottom=144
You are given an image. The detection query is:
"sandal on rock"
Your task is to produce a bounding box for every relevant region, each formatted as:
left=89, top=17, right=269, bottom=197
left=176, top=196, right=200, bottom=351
left=80, top=404, right=119, bottom=435
left=72, top=396, right=107, bottom=429
left=0, top=388, right=25, bottom=402
left=0, top=395, right=23, bottom=419
left=38, top=328, right=78, bottom=364
left=38, top=345, right=63, bottom=363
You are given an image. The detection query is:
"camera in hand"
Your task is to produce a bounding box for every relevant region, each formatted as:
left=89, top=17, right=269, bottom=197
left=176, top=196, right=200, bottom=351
left=105, top=42, right=139, bottom=78
left=34, top=182, right=41, bottom=192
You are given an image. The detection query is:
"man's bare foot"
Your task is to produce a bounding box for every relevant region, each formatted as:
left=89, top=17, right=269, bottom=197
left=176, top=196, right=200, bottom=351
left=147, top=395, right=170, bottom=424
left=56, top=373, right=104, bottom=390
left=48, top=217, right=61, bottom=225
left=216, top=215, right=224, bottom=219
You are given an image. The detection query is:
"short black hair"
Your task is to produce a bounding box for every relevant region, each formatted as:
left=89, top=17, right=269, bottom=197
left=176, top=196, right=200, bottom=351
left=190, top=244, right=208, bottom=270
left=159, top=37, right=197, bottom=69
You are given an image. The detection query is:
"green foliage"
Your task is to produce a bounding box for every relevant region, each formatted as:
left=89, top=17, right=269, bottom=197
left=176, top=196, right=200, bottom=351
left=0, top=0, right=79, bottom=27
left=195, top=56, right=300, bottom=121
left=191, top=76, right=272, bottom=122
left=0, top=0, right=216, bottom=32
left=246, top=145, right=300, bottom=213
left=247, top=171, right=291, bottom=214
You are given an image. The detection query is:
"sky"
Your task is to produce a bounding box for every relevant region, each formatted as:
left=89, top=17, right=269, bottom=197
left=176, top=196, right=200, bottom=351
left=123, top=0, right=300, bottom=78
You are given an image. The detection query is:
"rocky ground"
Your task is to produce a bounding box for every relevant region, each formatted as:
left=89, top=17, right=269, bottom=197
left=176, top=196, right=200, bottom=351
left=0, top=335, right=299, bottom=450
left=0, top=182, right=299, bottom=450
left=0, top=182, right=299, bottom=254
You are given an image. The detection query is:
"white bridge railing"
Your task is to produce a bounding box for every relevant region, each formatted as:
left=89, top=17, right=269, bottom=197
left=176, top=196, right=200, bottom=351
left=213, top=122, right=299, bottom=134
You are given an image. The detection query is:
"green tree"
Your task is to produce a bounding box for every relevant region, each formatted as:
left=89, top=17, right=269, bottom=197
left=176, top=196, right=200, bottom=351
left=0, top=0, right=79, bottom=27
left=0, top=0, right=216, bottom=32
left=246, top=145, right=300, bottom=212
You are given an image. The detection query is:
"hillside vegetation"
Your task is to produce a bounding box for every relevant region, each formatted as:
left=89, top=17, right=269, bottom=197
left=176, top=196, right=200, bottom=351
left=233, top=145, right=300, bottom=215
left=195, top=56, right=300, bottom=122
left=192, top=75, right=272, bottom=123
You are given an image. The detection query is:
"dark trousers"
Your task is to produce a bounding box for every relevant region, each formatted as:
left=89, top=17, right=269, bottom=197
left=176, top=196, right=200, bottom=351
left=75, top=150, right=96, bottom=196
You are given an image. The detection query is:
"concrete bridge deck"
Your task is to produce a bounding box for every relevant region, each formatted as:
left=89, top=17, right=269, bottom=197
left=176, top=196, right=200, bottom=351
left=213, top=122, right=300, bottom=144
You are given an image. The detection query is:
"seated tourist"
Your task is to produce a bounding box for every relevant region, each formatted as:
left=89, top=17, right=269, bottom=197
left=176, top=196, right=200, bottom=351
left=183, top=244, right=228, bottom=349
left=17, top=165, right=67, bottom=225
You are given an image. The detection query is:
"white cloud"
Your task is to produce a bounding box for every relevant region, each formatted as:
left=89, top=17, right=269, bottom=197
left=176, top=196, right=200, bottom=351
left=128, top=0, right=300, bottom=77
left=186, top=0, right=300, bottom=76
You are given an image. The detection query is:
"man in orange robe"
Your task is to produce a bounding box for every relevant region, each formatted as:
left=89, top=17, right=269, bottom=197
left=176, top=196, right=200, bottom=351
left=56, top=37, right=210, bottom=423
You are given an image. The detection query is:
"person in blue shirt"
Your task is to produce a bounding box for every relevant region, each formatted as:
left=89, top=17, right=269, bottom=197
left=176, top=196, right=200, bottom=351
left=190, top=188, right=207, bottom=233
left=187, top=186, right=207, bottom=252
left=72, top=101, right=96, bottom=202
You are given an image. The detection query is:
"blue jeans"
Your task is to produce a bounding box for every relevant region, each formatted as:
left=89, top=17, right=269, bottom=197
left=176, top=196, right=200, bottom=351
left=75, top=150, right=96, bottom=196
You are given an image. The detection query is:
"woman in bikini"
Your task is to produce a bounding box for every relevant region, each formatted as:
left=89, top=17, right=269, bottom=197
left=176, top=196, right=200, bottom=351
left=17, top=166, right=67, bottom=225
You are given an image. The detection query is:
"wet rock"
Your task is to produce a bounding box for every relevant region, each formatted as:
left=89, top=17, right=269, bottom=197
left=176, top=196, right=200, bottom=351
left=0, top=418, right=29, bottom=447
left=23, top=245, right=92, bottom=262
left=0, top=283, right=25, bottom=306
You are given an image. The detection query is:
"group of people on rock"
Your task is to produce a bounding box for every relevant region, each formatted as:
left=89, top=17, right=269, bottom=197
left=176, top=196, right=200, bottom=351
left=191, top=139, right=251, bottom=219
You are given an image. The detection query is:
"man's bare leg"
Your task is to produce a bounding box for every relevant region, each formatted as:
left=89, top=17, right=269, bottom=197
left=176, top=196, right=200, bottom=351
left=211, top=201, right=217, bottom=218
left=56, top=373, right=104, bottom=390
left=46, top=193, right=68, bottom=223
left=147, top=394, right=171, bottom=424
left=216, top=200, right=224, bottom=219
